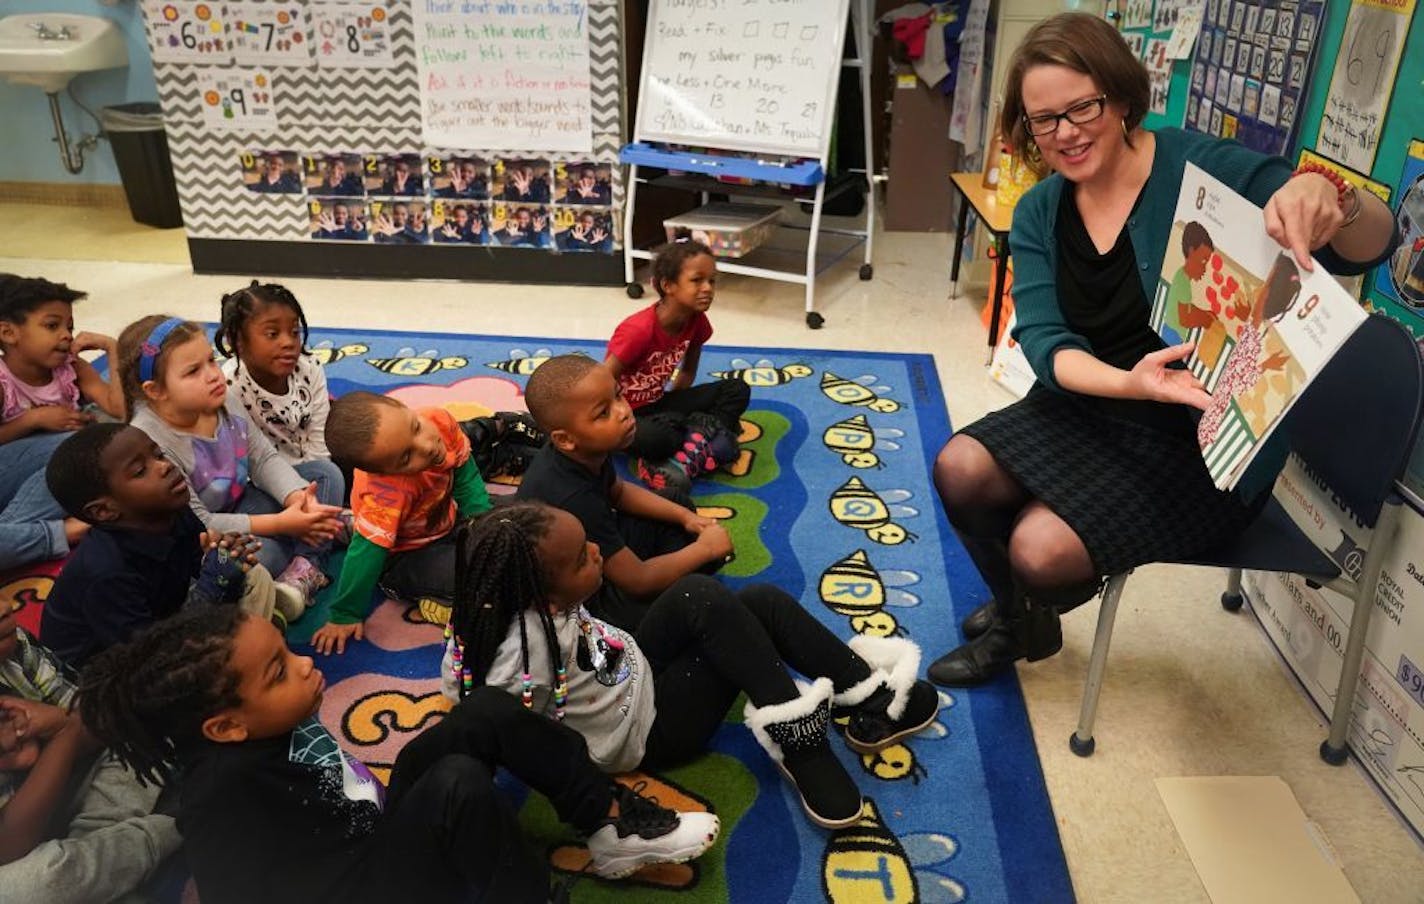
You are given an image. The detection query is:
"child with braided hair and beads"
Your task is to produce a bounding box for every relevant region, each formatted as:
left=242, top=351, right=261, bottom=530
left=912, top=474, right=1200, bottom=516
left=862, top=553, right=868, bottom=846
left=443, top=502, right=943, bottom=830
left=78, top=606, right=720, bottom=899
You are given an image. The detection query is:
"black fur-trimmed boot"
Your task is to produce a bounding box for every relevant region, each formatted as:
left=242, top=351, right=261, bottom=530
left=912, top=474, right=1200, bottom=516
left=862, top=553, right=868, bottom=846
left=744, top=677, right=863, bottom=829
left=833, top=635, right=941, bottom=753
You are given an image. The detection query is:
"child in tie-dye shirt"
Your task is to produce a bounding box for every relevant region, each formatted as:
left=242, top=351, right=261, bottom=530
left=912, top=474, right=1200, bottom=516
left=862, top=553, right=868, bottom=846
left=120, top=315, right=344, bottom=622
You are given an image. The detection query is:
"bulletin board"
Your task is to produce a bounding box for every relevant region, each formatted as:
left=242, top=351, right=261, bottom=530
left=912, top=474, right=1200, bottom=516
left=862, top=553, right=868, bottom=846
left=1184, top=0, right=1329, bottom=154
left=633, top=0, right=850, bottom=157
left=142, top=0, right=626, bottom=284
left=1295, top=0, right=1424, bottom=328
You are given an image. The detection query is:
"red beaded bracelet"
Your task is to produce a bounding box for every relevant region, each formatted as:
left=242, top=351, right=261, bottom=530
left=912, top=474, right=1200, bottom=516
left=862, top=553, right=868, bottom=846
left=1293, top=161, right=1351, bottom=213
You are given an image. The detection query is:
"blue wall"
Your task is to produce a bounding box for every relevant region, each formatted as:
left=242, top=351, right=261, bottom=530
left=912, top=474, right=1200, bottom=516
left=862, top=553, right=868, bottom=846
left=0, top=1, right=157, bottom=184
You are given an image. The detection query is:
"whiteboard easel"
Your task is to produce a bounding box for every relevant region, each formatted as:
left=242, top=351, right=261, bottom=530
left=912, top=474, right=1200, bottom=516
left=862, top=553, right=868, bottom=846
left=621, top=0, right=876, bottom=328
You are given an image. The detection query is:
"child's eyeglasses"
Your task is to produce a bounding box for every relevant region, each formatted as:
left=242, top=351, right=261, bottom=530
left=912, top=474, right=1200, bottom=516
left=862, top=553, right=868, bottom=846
left=1023, top=95, right=1109, bottom=136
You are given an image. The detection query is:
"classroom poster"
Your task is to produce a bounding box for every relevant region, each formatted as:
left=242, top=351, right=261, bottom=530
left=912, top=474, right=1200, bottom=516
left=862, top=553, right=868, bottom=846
left=1185, top=0, right=1328, bottom=155
left=225, top=2, right=312, bottom=67
left=197, top=68, right=279, bottom=131
left=1317, top=0, right=1417, bottom=172
left=414, top=0, right=592, bottom=152
left=1374, top=139, right=1424, bottom=311
left=310, top=2, right=395, bottom=69
left=145, top=0, right=230, bottom=64
left=1245, top=456, right=1424, bottom=840
left=949, top=0, right=990, bottom=149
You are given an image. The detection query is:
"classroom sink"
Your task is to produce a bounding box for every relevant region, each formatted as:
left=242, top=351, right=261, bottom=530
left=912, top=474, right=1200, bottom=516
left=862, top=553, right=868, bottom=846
left=0, top=14, right=127, bottom=93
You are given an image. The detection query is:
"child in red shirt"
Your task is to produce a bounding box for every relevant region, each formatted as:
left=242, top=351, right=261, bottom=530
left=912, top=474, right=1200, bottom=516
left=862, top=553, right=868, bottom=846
left=606, top=233, right=749, bottom=500
left=310, top=393, right=492, bottom=654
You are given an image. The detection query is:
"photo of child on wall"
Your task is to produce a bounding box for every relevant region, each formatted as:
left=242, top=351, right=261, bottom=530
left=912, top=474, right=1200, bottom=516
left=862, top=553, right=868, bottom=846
left=370, top=198, right=431, bottom=244
left=309, top=198, right=369, bottom=241
left=557, top=161, right=613, bottom=205
left=365, top=154, right=425, bottom=196
left=305, top=153, right=366, bottom=197
left=552, top=207, right=613, bottom=253
left=243, top=151, right=303, bottom=194
left=495, top=158, right=552, bottom=204
left=490, top=203, right=551, bottom=249
left=432, top=201, right=490, bottom=246
left=431, top=156, right=491, bottom=201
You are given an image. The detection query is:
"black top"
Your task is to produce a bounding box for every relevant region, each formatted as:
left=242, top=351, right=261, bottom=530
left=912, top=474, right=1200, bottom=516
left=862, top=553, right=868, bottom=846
left=1056, top=183, right=1192, bottom=435
left=517, top=445, right=624, bottom=557
left=178, top=725, right=381, bottom=904
left=41, top=510, right=205, bottom=669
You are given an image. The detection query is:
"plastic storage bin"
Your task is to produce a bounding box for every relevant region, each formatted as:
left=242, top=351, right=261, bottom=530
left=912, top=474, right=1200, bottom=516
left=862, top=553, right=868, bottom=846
left=102, top=103, right=183, bottom=229
left=663, top=203, right=782, bottom=258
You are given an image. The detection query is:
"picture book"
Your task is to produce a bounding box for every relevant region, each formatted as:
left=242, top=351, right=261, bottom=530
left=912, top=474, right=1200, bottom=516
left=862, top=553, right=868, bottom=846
left=1150, top=163, right=1367, bottom=490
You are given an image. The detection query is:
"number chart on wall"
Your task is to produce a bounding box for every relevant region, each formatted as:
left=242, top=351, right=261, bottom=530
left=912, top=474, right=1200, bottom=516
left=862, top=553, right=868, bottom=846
left=1184, top=0, right=1328, bottom=155
left=634, top=0, right=851, bottom=158
left=139, top=0, right=626, bottom=278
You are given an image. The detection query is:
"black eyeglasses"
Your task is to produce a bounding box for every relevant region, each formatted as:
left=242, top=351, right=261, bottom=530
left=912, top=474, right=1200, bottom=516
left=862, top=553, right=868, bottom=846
left=1022, top=95, right=1109, bottom=136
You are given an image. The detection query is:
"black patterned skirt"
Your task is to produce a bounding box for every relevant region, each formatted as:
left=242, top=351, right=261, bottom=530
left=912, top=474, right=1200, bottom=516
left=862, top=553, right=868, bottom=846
left=958, top=387, right=1262, bottom=574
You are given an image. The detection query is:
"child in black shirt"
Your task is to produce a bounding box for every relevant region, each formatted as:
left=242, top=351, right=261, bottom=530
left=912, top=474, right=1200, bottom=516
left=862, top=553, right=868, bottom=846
left=40, top=424, right=283, bottom=668
left=79, top=607, right=720, bottom=903
left=517, top=355, right=732, bottom=627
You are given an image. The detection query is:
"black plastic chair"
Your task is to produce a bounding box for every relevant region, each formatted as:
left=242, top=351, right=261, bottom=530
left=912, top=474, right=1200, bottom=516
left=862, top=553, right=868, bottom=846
left=1069, top=313, right=1424, bottom=762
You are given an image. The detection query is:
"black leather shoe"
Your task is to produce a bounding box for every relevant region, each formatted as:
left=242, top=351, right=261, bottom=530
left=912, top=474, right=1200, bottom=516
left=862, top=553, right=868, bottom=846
left=927, top=626, right=1024, bottom=687
left=960, top=601, right=997, bottom=640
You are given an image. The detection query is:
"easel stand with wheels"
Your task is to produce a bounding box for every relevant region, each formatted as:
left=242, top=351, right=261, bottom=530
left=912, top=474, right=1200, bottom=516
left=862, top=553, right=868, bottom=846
left=620, top=0, right=876, bottom=329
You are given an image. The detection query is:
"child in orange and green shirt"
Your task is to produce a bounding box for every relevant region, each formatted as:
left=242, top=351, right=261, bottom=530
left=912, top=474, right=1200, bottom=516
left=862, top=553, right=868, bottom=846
left=311, top=393, right=492, bottom=654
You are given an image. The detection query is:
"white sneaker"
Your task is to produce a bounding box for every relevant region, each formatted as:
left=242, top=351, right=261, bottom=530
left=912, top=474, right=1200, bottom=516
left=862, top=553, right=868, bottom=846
left=273, top=582, right=306, bottom=621
left=584, top=782, right=720, bottom=880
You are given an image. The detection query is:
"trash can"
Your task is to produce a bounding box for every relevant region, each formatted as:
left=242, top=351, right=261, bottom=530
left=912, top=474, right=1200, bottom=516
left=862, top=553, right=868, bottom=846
left=102, top=103, right=182, bottom=229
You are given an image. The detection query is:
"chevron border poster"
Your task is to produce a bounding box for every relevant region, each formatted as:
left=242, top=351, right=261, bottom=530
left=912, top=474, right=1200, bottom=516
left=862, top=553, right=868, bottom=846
left=414, top=0, right=593, bottom=152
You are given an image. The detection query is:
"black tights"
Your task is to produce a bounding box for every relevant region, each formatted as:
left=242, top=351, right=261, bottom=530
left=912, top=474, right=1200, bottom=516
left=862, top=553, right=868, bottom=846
left=636, top=575, right=872, bottom=768
left=343, top=687, right=620, bottom=902
left=933, top=434, right=1098, bottom=617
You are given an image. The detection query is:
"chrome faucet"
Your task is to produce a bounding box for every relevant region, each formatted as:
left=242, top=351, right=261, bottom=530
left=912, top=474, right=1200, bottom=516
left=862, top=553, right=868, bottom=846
left=28, top=22, right=75, bottom=41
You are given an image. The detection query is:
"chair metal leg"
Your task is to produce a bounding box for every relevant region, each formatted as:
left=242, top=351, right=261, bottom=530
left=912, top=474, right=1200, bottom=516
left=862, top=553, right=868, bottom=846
left=1070, top=572, right=1130, bottom=757
left=1221, top=567, right=1244, bottom=611
left=1321, top=499, right=1403, bottom=765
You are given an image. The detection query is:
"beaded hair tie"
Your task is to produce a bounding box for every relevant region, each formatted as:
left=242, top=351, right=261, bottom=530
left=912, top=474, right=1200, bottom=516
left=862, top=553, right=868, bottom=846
left=444, top=622, right=473, bottom=694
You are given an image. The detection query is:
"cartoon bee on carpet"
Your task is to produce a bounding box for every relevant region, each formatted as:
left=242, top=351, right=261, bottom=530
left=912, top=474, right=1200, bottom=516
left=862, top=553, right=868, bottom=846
left=486, top=348, right=552, bottom=376
left=820, top=371, right=902, bottom=413
left=366, top=347, right=470, bottom=377
left=823, top=414, right=905, bottom=469
left=856, top=692, right=951, bottom=785
left=829, top=477, right=917, bottom=545
left=308, top=340, right=369, bottom=366
left=818, top=549, right=920, bottom=637
left=709, top=359, right=813, bottom=387
left=823, top=799, right=965, bottom=903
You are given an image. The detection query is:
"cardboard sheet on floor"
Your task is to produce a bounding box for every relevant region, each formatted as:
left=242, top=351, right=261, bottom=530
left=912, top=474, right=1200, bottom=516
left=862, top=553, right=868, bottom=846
left=1156, top=776, right=1359, bottom=904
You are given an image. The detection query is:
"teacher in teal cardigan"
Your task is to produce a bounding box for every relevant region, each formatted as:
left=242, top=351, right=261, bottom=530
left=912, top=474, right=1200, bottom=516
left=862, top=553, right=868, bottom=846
left=928, top=13, right=1399, bottom=687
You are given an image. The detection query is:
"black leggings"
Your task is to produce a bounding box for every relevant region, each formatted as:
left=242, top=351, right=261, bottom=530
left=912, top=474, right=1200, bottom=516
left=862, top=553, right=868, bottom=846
left=636, top=575, right=871, bottom=769
left=627, top=379, right=751, bottom=460
left=380, top=532, right=458, bottom=603
left=341, top=687, right=617, bottom=902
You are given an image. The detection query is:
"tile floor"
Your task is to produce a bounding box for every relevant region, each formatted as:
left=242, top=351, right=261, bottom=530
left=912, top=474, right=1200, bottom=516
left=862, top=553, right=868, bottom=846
left=3, top=203, right=1422, bottom=903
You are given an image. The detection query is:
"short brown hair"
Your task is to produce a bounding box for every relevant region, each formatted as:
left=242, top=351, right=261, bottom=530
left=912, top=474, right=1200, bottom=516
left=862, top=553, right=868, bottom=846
left=326, top=391, right=405, bottom=469
left=1000, top=13, right=1149, bottom=175
left=115, top=315, right=206, bottom=420
left=524, top=354, right=597, bottom=431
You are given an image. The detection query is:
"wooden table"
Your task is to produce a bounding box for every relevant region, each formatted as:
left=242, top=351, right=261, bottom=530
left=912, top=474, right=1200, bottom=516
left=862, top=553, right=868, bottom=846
left=949, top=172, right=1017, bottom=363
